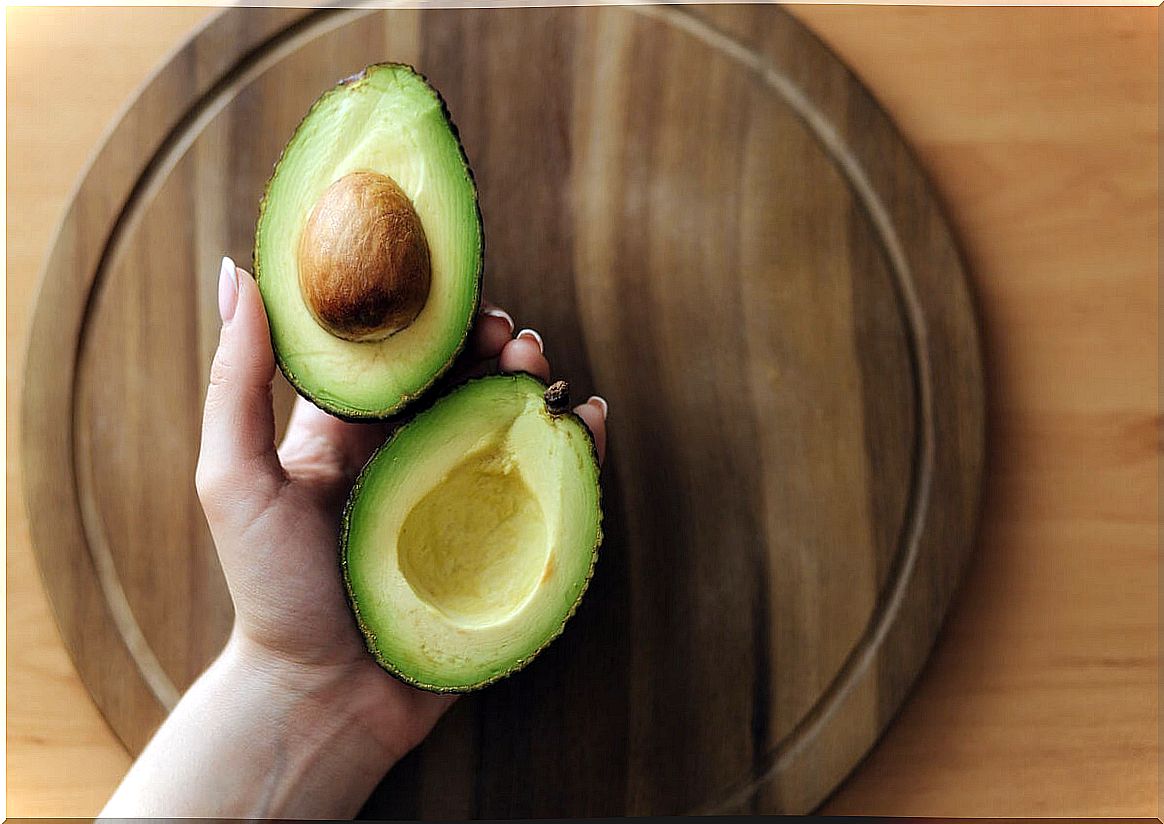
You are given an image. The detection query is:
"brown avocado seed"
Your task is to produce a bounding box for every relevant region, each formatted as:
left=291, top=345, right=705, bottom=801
left=298, top=170, right=431, bottom=342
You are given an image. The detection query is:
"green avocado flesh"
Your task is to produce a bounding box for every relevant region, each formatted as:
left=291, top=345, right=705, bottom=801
left=255, top=63, right=482, bottom=419
left=342, top=374, right=602, bottom=691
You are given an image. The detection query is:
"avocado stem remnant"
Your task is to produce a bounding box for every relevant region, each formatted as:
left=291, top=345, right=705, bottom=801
left=544, top=380, right=571, bottom=416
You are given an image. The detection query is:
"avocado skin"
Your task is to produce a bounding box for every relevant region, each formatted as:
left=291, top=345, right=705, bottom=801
left=339, top=372, right=604, bottom=693
left=254, top=63, right=484, bottom=422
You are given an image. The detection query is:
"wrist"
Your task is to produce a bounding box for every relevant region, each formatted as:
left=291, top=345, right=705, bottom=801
left=214, top=632, right=400, bottom=812
left=104, top=630, right=402, bottom=819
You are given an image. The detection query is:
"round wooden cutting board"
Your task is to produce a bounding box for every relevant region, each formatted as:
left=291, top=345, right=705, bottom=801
left=22, top=5, right=983, bottom=817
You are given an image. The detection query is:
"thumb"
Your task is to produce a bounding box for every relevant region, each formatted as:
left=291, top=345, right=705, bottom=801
left=195, top=256, right=285, bottom=521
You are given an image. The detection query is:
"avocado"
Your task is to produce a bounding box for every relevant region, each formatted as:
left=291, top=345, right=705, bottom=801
left=255, top=63, right=482, bottom=419
left=342, top=374, right=603, bottom=691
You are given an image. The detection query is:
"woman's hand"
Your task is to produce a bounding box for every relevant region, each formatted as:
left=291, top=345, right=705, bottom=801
left=101, top=256, right=607, bottom=819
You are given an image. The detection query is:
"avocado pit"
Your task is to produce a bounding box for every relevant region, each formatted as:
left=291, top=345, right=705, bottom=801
left=298, top=170, right=431, bottom=342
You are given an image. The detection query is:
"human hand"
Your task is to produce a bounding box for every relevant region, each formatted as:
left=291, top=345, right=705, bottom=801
left=188, top=256, right=607, bottom=808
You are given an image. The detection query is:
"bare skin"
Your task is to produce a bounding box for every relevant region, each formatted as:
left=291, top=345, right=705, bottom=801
left=101, top=257, right=607, bottom=819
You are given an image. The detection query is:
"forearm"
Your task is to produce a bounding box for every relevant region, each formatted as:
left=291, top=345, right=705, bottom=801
left=100, top=634, right=397, bottom=819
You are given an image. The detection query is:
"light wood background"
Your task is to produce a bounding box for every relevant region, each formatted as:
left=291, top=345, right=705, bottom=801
left=6, top=5, right=1157, bottom=818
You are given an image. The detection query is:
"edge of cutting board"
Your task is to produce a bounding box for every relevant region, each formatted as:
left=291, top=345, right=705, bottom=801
left=21, top=5, right=985, bottom=813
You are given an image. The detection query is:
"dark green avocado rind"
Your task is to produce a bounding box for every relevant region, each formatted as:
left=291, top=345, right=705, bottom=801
left=253, top=63, right=484, bottom=422
left=339, top=372, right=604, bottom=693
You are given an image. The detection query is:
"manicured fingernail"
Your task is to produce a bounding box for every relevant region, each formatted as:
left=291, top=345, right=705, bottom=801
left=218, top=256, right=239, bottom=323
left=516, top=328, right=543, bottom=353
left=482, top=307, right=514, bottom=334
left=588, top=395, right=609, bottom=419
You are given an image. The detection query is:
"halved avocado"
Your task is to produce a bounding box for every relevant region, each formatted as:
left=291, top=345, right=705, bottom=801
left=255, top=64, right=482, bottom=419
left=342, top=373, right=603, bottom=691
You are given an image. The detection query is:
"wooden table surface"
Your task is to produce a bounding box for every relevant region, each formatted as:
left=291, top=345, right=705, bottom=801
left=6, top=5, right=1157, bottom=818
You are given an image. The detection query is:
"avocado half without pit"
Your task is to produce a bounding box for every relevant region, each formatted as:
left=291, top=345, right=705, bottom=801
left=343, top=374, right=603, bottom=691
left=255, top=63, right=482, bottom=419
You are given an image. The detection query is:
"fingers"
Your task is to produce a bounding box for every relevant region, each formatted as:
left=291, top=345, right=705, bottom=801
left=196, top=257, right=285, bottom=520
left=493, top=323, right=607, bottom=464
left=572, top=396, right=608, bottom=465
left=499, top=328, right=550, bottom=382
left=278, top=396, right=391, bottom=484
left=469, top=303, right=515, bottom=360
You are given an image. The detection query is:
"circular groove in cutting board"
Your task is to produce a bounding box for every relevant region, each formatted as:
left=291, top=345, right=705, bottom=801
left=22, top=6, right=984, bottom=816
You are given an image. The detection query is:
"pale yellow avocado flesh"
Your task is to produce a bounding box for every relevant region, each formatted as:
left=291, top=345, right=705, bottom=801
left=398, top=448, right=549, bottom=626
left=255, top=64, right=481, bottom=419
left=343, top=374, right=602, bottom=691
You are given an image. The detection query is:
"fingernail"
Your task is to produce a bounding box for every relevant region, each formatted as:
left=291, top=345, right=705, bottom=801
left=482, top=307, right=514, bottom=334
left=516, top=328, right=543, bottom=353
left=218, top=256, right=239, bottom=323
left=588, top=395, right=609, bottom=419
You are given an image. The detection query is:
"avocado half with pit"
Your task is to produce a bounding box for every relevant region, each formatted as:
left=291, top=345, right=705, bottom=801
left=342, top=374, right=603, bottom=691
left=255, top=63, right=482, bottom=419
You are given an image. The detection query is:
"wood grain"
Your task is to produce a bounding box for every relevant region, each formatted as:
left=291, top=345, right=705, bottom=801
left=6, top=5, right=1157, bottom=819
left=797, top=7, right=1160, bottom=815
left=6, top=7, right=214, bottom=815
left=18, top=4, right=981, bottom=817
